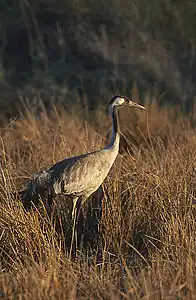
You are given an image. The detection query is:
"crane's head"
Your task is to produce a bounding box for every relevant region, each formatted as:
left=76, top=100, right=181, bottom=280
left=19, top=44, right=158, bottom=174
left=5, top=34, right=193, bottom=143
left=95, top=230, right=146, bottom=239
left=109, top=95, right=146, bottom=116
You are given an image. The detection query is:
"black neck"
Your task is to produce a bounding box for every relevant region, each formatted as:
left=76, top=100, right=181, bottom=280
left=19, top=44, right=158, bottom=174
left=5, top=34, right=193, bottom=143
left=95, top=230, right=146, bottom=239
left=112, top=106, right=119, bottom=134
left=108, top=105, right=120, bottom=148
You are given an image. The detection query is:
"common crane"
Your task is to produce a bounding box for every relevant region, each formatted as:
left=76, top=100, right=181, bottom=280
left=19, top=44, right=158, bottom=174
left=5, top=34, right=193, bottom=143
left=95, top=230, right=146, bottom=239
left=14, top=95, right=146, bottom=256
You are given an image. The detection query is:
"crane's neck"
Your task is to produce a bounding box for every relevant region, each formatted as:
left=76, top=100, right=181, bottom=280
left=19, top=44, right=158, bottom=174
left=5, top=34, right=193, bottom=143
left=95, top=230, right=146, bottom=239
left=108, top=105, right=120, bottom=149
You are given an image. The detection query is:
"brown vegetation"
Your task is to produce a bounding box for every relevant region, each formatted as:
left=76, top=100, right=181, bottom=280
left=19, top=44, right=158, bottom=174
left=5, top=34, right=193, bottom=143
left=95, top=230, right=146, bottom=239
left=0, top=99, right=195, bottom=299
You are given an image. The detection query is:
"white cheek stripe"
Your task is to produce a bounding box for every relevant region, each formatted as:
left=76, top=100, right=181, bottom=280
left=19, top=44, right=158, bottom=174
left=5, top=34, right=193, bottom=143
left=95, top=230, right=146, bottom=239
left=109, top=97, right=125, bottom=116
left=116, top=97, right=124, bottom=105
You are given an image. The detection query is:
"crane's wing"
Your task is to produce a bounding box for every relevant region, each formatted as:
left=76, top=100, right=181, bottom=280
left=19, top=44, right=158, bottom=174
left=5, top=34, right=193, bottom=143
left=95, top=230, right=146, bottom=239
left=49, top=150, right=113, bottom=196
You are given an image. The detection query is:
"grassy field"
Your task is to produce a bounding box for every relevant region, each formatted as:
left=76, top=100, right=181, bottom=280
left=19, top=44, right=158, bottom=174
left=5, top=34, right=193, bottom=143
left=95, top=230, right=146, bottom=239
left=0, top=99, right=195, bottom=299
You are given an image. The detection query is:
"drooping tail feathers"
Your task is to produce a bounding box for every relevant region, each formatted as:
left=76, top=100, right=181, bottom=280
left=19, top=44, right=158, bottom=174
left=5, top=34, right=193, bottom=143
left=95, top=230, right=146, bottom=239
left=10, top=170, right=53, bottom=210
left=10, top=188, right=40, bottom=210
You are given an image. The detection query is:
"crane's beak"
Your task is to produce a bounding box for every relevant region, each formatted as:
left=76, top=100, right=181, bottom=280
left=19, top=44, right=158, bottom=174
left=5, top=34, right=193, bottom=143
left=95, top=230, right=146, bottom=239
left=128, top=100, right=146, bottom=110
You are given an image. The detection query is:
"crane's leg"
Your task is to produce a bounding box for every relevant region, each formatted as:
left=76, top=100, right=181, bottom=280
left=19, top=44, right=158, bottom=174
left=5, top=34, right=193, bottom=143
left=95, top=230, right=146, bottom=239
left=69, top=196, right=79, bottom=259
left=95, top=186, right=104, bottom=264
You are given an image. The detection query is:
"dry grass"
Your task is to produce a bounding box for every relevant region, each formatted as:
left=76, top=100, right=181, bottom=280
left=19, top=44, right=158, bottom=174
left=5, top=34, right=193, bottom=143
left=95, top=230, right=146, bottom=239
left=0, top=101, right=195, bottom=299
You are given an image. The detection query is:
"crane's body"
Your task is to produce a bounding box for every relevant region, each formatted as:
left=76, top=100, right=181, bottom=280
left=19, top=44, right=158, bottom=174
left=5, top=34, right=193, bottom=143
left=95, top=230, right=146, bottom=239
left=22, top=129, right=120, bottom=206
left=51, top=139, right=119, bottom=201
left=15, top=95, right=145, bottom=257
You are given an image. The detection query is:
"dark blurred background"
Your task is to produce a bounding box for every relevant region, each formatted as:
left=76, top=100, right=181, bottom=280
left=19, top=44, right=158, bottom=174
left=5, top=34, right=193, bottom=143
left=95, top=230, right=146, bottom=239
left=0, top=0, right=195, bottom=118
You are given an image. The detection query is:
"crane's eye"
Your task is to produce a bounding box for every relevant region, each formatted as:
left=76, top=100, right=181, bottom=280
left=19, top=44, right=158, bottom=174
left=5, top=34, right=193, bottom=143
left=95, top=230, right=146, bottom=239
left=124, top=97, right=129, bottom=103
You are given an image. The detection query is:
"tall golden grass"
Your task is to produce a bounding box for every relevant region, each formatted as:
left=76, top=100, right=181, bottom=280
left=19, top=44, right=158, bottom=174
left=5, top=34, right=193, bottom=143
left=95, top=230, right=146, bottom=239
left=0, top=100, right=195, bottom=299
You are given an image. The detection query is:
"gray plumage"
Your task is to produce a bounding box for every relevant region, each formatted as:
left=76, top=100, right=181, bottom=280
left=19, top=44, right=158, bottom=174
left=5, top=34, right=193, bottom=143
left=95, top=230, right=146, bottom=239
left=19, top=138, right=119, bottom=208
left=16, top=95, right=145, bottom=209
